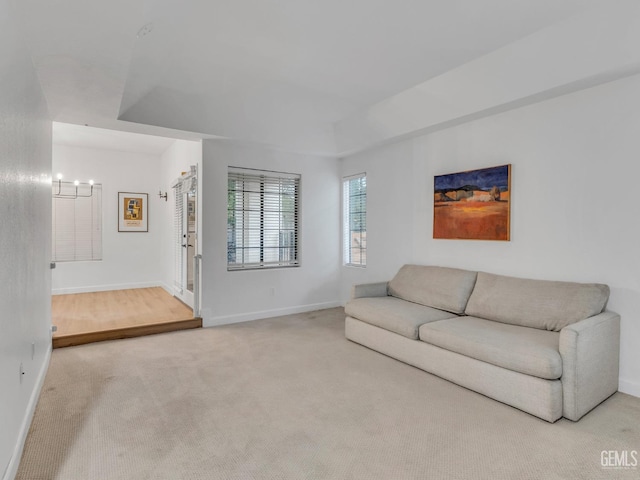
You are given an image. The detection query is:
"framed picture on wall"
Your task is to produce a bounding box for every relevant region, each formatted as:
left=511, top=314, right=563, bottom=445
left=118, top=192, right=148, bottom=232
left=433, top=164, right=511, bottom=241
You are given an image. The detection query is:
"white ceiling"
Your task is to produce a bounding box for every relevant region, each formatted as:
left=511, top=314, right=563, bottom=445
left=53, top=122, right=177, bottom=156
left=17, top=0, right=608, bottom=154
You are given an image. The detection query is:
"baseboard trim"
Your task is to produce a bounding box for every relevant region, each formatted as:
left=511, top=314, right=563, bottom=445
left=204, top=301, right=342, bottom=327
left=618, top=378, right=640, bottom=398
left=159, top=282, right=174, bottom=296
left=4, top=342, right=52, bottom=480
left=52, top=281, right=164, bottom=295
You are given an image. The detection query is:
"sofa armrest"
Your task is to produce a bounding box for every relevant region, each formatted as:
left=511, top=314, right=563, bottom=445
left=351, top=282, right=389, bottom=300
left=559, top=311, right=620, bottom=421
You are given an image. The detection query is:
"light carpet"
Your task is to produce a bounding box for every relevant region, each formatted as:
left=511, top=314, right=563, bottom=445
left=17, top=307, right=640, bottom=479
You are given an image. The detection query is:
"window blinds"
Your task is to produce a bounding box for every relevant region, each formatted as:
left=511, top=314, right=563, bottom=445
left=173, top=184, right=184, bottom=294
left=52, top=184, right=102, bottom=262
left=227, top=167, right=300, bottom=270
left=343, top=173, right=366, bottom=267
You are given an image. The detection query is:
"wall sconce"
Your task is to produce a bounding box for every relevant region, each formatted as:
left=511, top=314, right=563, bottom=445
left=76, top=179, right=94, bottom=198
left=158, top=189, right=168, bottom=201
left=53, top=174, right=95, bottom=199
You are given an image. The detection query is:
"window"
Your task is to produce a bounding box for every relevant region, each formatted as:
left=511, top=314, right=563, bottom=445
left=343, top=173, right=366, bottom=266
left=52, top=182, right=102, bottom=262
left=227, top=167, right=300, bottom=270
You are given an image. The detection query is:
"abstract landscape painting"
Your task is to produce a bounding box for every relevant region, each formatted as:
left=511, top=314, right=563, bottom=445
left=434, top=164, right=511, bottom=241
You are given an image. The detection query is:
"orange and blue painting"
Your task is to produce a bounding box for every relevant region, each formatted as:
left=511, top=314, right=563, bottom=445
left=434, top=164, right=511, bottom=241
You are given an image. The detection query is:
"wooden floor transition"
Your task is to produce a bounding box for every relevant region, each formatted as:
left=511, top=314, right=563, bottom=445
left=52, top=287, right=201, bottom=348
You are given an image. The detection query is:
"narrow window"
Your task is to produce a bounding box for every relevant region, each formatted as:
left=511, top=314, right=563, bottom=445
left=343, top=173, right=366, bottom=267
left=227, top=167, right=300, bottom=270
left=52, top=181, right=102, bottom=262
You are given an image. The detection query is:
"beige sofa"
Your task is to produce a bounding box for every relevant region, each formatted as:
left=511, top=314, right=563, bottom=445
left=345, top=265, right=620, bottom=422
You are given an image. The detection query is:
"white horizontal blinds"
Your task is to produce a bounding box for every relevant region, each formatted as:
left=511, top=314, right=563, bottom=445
left=173, top=184, right=184, bottom=294
left=228, top=167, right=300, bottom=270
left=343, top=173, right=366, bottom=266
left=52, top=196, right=75, bottom=261
left=52, top=183, right=102, bottom=262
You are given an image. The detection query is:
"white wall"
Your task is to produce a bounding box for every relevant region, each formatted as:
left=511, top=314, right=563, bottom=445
left=52, top=145, right=167, bottom=293
left=0, top=0, right=52, bottom=478
left=341, top=140, right=415, bottom=298
left=159, top=139, right=202, bottom=295
left=201, top=140, right=341, bottom=325
left=340, top=73, right=640, bottom=397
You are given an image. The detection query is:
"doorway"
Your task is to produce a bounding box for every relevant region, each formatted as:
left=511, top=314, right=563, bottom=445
left=172, top=165, right=201, bottom=315
left=50, top=124, right=203, bottom=347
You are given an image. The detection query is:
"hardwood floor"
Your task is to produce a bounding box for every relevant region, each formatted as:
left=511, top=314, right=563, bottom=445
left=52, top=287, right=201, bottom=348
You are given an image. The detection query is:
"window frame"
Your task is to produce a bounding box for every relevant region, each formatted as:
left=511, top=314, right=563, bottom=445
left=227, top=167, right=301, bottom=271
left=343, top=173, right=367, bottom=267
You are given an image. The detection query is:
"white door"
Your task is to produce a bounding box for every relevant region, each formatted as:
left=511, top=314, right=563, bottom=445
left=173, top=167, right=199, bottom=312
left=181, top=190, right=196, bottom=307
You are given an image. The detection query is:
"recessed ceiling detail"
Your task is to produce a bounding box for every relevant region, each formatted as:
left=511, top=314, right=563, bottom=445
left=16, top=0, right=614, bottom=154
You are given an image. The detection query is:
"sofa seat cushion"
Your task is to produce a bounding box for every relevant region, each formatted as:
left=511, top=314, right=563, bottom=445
left=387, top=265, right=478, bottom=314
left=419, top=317, right=562, bottom=379
left=345, top=297, right=459, bottom=339
left=465, top=272, right=610, bottom=331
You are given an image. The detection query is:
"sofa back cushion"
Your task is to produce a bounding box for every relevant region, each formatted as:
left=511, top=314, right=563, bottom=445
left=388, top=265, right=478, bottom=314
left=465, top=272, right=610, bottom=331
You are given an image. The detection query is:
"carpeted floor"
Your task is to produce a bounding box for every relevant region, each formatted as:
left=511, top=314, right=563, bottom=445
left=17, top=307, right=640, bottom=480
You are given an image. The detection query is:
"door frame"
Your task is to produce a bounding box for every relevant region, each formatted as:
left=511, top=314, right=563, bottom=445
left=171, top=164, right=202, bottom=316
